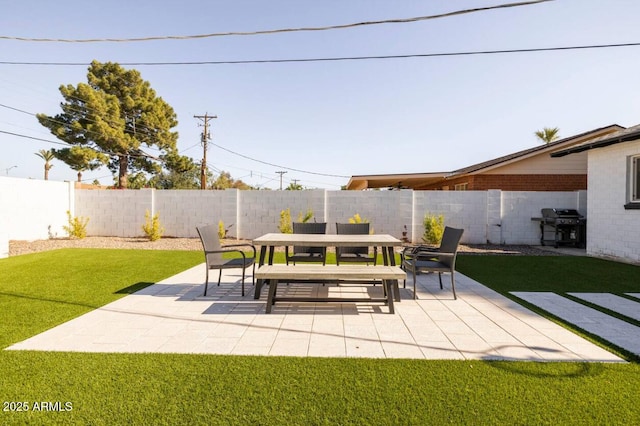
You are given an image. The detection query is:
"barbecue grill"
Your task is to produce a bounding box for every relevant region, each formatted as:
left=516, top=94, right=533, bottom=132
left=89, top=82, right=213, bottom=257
left=536, top=208, right=586, bottom=248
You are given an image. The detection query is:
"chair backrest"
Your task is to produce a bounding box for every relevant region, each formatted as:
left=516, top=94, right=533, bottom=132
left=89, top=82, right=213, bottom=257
left=438, top=226, right=464, bottom=267
left=336, top=222, right=370, bottom=255
left=196, top=225, right=223, bottom=264
left=293, top=222, right=327, bottom=234
left=292, top=222, right=327, bottom=254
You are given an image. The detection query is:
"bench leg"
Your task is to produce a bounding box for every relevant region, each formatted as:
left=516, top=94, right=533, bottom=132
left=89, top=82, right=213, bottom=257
left=266, top=279, right=279, bottom=314
left=384, top=280, right=395, bottom=314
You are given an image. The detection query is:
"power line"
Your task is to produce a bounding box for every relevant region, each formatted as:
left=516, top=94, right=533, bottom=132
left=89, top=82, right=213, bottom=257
left=211, top=142, right=350, bottom=178
left=0, top=129, right=157, bottom=159
left=0, top=1, right=552, bottom=43
left=2, top=41, right=639, bottom=68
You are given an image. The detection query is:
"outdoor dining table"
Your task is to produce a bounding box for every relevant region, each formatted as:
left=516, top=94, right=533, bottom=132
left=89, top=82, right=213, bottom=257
left=252, top=232, right=404, bottom=301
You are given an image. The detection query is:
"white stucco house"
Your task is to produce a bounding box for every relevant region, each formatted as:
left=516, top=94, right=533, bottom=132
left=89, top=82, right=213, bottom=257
left=552, top=125, right=640, bottom=264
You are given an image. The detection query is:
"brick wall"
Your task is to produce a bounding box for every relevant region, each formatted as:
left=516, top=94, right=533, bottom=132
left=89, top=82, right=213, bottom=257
left=420, top=174, right=587, bottom=191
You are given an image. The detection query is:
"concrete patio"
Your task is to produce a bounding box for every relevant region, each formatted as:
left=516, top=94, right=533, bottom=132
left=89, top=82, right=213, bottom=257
left=7, top=265, right=624, bottom=362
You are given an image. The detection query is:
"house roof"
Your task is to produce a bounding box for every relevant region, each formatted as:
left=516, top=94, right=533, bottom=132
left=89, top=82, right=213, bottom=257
left=346, top=172, right=448, bottom=190
left=449, top=124, right=624, bottom=176
left=346, top=124, right=624, bottom=190
left=551, top=124, right=640, bottom=157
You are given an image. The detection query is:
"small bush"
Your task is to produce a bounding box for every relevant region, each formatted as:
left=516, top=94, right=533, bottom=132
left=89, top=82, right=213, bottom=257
left=297, top=209, right=314, bottom=223
left=142, top=210, right=164, bottom=242
left=218, top=221, right=233, bottom=240
left=279, top=209, right=293, bottom=234
left=63, top=210, right=89, bottom=239
left=348, top=213, right=368, bottom=224
left=422, top=213, right=444, bottom=245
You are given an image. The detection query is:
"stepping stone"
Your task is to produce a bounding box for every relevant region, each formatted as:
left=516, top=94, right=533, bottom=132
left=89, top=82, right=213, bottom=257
left=511, top=292, right=640, bottom=356
left=569, top=293, right=640, bottom=322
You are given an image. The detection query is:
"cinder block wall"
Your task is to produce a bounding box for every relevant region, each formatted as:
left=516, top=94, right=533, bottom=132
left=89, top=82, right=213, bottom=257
left=587, top=142, right=640, bottom=263
left=238, top=189, right=326, bottom=238
left=0, top=177, right=71, bottom=241
left=155, top=190, right=237, bottom=237
left=500, top=191, right=586, bottom=245
left=412, top=190, right=488, bottom=244
left=75, top=189, right=152, bottom=237
left=326, top=190, right=413, bottom=236
left=1, top=176, right=590, bottom=247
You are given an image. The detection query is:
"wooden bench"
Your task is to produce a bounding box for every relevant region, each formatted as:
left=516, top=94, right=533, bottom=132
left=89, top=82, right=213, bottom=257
left=255, top=264, right=406, bottom=314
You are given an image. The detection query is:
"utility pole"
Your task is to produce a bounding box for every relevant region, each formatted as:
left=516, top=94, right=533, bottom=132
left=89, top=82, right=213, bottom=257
left=276, top=170, right=287, bottom=190
left=194, top=113, right=217, bottom=190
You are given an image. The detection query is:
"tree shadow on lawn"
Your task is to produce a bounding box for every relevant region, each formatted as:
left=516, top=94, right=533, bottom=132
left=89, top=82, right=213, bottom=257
left=114, top=282, right=155, bottom=295
left=0, top=281, right=155, bottom=310
left=486, top=359, right=607, bottom=378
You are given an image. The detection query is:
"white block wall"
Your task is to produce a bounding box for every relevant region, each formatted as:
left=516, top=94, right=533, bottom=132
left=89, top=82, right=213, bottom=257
left=587, top=141, right=640, bottom=263
left=239, top=189, right=326, bottom=238
left=500, top=191, right=586, bottom=245
left=0, top=177, right=72, bottom=244
left=326, top=190, right=413, bottom=236
left=1, top=177, right=596, bottom=252
left=75, top=189, right=153, bottom=237
left=413, top=190, right=488, bottom=244
left=155, top=190, right=237, bottom=237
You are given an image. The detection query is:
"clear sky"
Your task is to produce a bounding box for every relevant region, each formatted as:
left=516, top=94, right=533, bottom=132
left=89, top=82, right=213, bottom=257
left=2, top=0, right=640, bottom=189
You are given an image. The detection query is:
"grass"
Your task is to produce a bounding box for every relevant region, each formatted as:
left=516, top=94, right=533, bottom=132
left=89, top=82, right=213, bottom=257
left=1, top=249, right=639, bottom=424
left=456, top=255, right=640, bottom=361
left=456, top=255, right=640, bottom=294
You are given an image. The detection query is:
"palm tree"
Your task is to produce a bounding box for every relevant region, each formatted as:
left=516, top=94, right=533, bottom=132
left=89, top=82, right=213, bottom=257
left=535, top=127, right=560, bottom=144
left=34, top=149, right=55, bottom=180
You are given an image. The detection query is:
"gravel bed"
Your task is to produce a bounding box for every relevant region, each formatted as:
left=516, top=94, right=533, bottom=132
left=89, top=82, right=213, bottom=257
left=8, top=237, right=557, bottom=257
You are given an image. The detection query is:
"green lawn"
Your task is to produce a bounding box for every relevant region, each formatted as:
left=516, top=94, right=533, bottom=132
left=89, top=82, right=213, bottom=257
left=1, top=250, right=639, bottom=425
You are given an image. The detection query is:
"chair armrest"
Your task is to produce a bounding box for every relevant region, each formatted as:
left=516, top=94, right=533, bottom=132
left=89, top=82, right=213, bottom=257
left=221, top=243, right=257, bottom=257
left=402, top=245, right=438, bottom=255
left=412, top=251, right=454, bottom=260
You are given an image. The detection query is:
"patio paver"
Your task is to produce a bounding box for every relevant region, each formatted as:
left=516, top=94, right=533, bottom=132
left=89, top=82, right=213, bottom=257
left=511, top=292, right=640, bottom=356
left=569, top=293, right=640, bottom=322
left=5, top=265, right=625, bottom=361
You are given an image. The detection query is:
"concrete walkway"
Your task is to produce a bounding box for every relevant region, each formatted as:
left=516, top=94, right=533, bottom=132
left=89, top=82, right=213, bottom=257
left=512, top=292, right=640, bottom=356
left=7, top=265, right=622, bottom=362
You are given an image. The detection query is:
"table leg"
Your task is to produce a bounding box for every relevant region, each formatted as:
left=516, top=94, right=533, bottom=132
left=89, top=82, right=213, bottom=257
left=254, top=246, right=276, bottom=299
left=384, top=246, right=401, bottom=302
left=254, top=246, right=267, bottom=299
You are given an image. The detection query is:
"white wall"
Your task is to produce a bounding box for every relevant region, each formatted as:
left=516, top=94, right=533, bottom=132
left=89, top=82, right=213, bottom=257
left=1, top=177, right=594, bottom=257
left=587, top=141, right=640, bottom=263
left=0, top=177, right=72, bottom=244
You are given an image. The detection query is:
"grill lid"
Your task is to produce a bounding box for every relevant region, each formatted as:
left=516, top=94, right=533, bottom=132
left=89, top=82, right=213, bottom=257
left=541, top=208, right=583, bottom=218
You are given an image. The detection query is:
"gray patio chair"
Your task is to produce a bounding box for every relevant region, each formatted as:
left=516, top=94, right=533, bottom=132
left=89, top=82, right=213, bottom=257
left=402, top=226, right=464, bottom=300
left=335, top=222, right=377, bottom=265
left=285, top=222, right=327, bottom=265
left=196, top=225, right=256, bottom=297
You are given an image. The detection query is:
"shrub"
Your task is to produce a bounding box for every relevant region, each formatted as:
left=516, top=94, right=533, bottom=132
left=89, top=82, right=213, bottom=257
left=63, top=210, right=89, bottom=239
left=348, top=213, right=373, bottom=233
left=297, top=209, right=314, bottom=223
left=218, top=221, right=233, bottom=240
left=422, top=213, right=444, bottom=245
left=279, top=209, right=293, bottom=234
left=348, top=213, right=368, bottom=224
left=142, top=210, right=164, bottom=242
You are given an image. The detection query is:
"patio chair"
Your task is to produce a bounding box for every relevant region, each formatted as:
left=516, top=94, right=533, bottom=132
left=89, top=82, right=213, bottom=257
left=285, top=222, right=327, bottom=265
left=402, top=226, right=464, bottom=300
left=335, top=222, right=377, bottom=266
left=196, top=225, right=256, bottom=297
